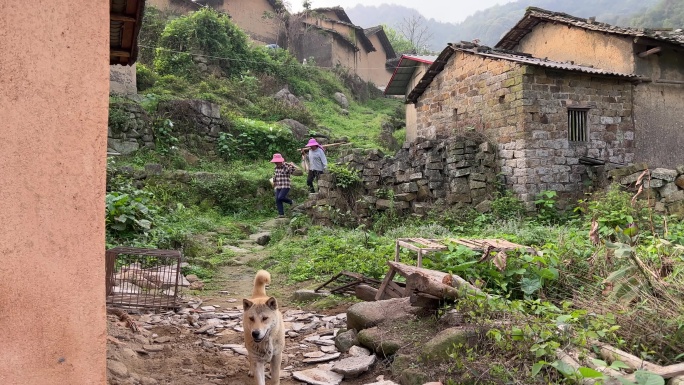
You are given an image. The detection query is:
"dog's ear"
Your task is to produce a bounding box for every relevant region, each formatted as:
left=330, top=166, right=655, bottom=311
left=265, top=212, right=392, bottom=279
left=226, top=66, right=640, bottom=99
left=266, top=296, right=278, bottom=310
left=243, top=299, right=254, bottom=311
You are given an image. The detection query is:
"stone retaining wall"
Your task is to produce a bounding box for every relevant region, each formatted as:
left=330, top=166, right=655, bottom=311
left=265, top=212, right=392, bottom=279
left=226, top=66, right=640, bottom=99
left=108, top=99, right=227, bottom=155
left=303, top=137, right=499, bottom=225
left=611, top=164, right=684, bottom=216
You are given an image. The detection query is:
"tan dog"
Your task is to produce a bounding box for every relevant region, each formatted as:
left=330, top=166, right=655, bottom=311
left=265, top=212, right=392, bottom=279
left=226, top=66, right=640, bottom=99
left=243, top=270, right=285, bottom=385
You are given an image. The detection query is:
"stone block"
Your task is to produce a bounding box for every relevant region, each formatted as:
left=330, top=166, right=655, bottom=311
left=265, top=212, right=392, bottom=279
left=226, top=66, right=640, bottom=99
left=395, top=193, right=417, bottom=202
left=469, top=180, right=487, bottom=189
left=651, top=168, right=678, bottom=182
left=426, top=162, right=443, bottom=170
left=676, top=175, right=684, bottom=189
left=409, top=172, right=423, bottom=181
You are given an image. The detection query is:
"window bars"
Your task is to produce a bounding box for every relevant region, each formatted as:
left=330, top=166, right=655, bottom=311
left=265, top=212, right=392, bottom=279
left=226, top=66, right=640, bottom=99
left=568, top=108, right=588, bottom=142
left=105, top=247, right=184, bottom=311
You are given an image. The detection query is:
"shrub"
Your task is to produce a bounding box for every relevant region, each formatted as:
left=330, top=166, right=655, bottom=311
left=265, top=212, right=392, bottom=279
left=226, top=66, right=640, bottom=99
left=154, top=8, right=251, bottom=79
left=491, top=191, right=525, bottom=220
left=327, top=163, right=362, bottom=189
left=217, top=117, right=300, bottom=161
left=136, top=64, right=158, bottom=92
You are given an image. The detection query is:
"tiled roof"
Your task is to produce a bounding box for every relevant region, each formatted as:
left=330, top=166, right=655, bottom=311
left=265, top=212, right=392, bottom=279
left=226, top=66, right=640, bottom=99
left=311, top=6, right=353, bottom=24
left=365, top=26, right=397, bottom=60
left=497, top=7, right=684, bottom=50
left=406, top=42, right=643, bottom=103
left=301, top=13, right=375, bottom=53
left=384, top=55, right=436, bottom=96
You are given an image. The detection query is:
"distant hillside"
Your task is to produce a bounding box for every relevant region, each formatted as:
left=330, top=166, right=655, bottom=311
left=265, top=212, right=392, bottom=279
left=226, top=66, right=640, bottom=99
left=631, top=0, right=684, bottom=28
left=346, top=0, right=663, bottom=50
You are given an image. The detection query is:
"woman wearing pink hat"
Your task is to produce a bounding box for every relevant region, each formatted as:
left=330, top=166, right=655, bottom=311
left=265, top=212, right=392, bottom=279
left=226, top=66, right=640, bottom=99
left=305, top=138, right=327, bottom=193
left=270, top=153, right=300, bottom=218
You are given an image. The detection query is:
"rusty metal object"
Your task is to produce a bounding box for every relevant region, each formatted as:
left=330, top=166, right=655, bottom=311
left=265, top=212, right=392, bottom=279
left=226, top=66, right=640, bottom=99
left=105, top=247, right=183, bottom=311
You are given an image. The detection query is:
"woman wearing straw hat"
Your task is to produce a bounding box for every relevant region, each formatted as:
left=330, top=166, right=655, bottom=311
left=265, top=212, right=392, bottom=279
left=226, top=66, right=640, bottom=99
left=305, top=138, right=327, bottom=193
left=270, top=153, right=300, bottom=218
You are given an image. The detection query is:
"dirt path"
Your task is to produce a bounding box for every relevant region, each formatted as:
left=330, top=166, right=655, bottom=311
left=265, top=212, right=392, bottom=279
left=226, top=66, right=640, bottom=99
left=107, top=220, right=391, bottom=385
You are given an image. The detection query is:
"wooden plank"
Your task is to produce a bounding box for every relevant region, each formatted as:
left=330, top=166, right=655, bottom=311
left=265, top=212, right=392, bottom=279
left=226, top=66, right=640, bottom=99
left=394, top=240, right=400, bottom=262
left=396, top=240, right=423, bottom=252
left=638, top=46, right=661, bottom=58
left=111, top=14, right=137, bottom=23
left=111, top=50, right=132, bottom=58
left=375, top=266, right=397, bottom=301
left=386, top=281, right=405, bottom=298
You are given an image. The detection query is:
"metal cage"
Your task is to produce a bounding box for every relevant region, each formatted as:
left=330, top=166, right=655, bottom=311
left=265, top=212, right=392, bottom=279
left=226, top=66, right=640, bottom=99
left=105, top=247, right=183, bottom=311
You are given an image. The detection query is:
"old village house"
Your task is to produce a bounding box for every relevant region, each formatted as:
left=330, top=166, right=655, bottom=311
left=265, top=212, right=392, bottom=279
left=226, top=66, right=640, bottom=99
left=403, top=8, right=684, bottom=205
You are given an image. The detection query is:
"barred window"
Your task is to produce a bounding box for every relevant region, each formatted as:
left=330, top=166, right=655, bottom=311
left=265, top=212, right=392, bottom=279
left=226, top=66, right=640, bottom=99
left=568, top=109, right=588, bottom=142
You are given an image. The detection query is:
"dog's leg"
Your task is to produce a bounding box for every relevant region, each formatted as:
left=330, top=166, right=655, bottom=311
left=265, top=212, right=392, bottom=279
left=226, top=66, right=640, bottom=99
left=270, top=352, right=282, bottom=385
left=254, top=361, right=266, bottom=385
left=247, top=355, right=255, bottom=377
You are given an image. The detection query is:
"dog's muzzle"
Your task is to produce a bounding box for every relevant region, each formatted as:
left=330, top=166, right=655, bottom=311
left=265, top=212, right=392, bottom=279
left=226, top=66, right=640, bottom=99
left=252, top=330, right=266, bottom=342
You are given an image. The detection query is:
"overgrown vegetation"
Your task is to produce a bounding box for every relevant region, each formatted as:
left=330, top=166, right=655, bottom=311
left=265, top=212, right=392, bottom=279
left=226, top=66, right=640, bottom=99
left=105, top=5, right=684, bottom=384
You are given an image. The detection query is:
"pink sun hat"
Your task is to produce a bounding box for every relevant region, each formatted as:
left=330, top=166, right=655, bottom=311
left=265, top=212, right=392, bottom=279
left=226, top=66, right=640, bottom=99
left=306, top=138, right=320, bottom=147
left=270, top=153, right=285, bottom=163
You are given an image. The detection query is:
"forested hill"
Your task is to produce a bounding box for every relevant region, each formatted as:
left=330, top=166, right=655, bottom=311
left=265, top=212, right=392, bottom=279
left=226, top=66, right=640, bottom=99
left=346, top=0, right=679, bottom=50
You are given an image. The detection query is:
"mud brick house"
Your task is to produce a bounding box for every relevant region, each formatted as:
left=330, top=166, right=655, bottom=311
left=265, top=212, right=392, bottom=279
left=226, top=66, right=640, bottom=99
left=407, top=42, right=643, bottom=204
left=295, top=7, right=396, bottom=86
left=385, top=54, right=437, bottom=141
left=147, top=0, right=285, bottom=45
left=496, top=7, right=684, bottom=169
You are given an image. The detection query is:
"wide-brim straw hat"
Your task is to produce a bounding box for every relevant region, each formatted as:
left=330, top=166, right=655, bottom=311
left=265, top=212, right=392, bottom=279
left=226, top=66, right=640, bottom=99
left=306, top=138, right=320, bottom=147
left=270, top=153, right=285, bottom=163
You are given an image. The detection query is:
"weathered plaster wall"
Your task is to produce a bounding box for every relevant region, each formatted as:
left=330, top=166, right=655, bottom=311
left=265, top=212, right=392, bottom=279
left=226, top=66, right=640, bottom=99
left=331, top=37, right=359, bottom=71
left=296, top=29, right=334, bottom=67
left=414, top=52, right=634, bottom=204
left=633, top=84, right=684, bottom=168
left=219, top=0, right=280, bottom=45
left=634, top=44, right=684, bottom=81
left=0, top=2, right=109, bottom=384
left=515, top=23, right=635, bottom=74
left=360, top=33, right=393, bottom=87
left=404, top=62, right=430, bottom=142
left=110, top=64, right=137, bottom=95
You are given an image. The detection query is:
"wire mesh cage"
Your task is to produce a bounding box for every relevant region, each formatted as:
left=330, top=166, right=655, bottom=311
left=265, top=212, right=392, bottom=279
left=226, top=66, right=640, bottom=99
left=105, top=247, right=184, bottom=311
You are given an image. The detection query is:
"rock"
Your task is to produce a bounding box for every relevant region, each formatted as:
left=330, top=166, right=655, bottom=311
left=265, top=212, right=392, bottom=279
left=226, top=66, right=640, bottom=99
left=364, top=376, right=400, bottom=385
left=676, top=175, right=684, bottom=189
left=189, top=281, right=205, bottom=291
left=249, top=232, right=271, bottom=246
left=292, top=368, right=344, bottom=385
left=302, top=352, right=341, bottom=363
left=341, top=109, right=349, bottom=116
left=475, top=199, right=492, bottom=213
left=333, top=92, right=349, bottom=108
left=421, top=327, right=478, bottom=362
left=347, top=297, right=416, bottom=331
left=348, top=345, right=371, bottom=357
left=651, top=168, right=678, bottom=182
left=660, top=182, right=680, bottom=198
left=143, top=345, right=164, bottom=352
left=438, top=309, right=465, bottom=327
left=108, top=139, right=139, bottom=155
left=107, top=360, right=129, bottom=378
left=186, top=275, right=200, bottom=283
left=354, top=284, right=378, bottom=302
left=222, top=245, right=249, bottom=254
left=293, top=289, right=330, bottom=302
left=334, top=329, right=358, bottom=353
left=274, top=87, right=302, bottom=107
left=331, top=354, right=376, bottom=378
left=153, top=336, right=172, bottom=343
left=357, top=327, right=401, bottom=357
left=279, top=119, right=309, bottom=140
left=140, top=376, right=159, bottom=385
left=144, top=163, right=163, bottom=176
left=398, top=368, right=429, bottom=385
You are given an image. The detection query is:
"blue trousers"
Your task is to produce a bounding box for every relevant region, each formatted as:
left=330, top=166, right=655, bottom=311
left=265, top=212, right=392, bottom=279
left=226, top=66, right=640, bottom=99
left=275, top=188, right=292, bottom=215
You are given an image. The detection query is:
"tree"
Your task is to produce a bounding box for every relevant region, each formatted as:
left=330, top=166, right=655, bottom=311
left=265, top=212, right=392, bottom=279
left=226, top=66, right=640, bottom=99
left=396, top=15, right=434, bottom=54
left=383, top=24, right=415, bottom=54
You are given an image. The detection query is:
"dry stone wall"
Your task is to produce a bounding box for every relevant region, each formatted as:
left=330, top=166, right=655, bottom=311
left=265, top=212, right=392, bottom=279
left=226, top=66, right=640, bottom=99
left=108, top=101, right=154, bottom=155
left=611, top=164, right=684, bottom=216
left=303, top=137, right=499, bottom=225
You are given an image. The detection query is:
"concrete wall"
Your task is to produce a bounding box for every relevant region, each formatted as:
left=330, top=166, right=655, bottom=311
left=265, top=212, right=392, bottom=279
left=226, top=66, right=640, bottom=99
left=515, top=23, right=635, bottom=75
left=0, top=2, right=109, bottom=385
left=414, top=52, right=634, bottom=204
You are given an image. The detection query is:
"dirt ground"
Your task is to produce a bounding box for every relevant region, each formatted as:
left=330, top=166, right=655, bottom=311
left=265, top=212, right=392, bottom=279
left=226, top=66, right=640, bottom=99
left=106, top=265, right=395, bottom=385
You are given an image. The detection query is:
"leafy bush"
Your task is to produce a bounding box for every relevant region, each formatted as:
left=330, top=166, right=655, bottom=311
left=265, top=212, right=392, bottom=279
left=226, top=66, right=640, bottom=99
left=491, top=190, right=526, bottom=220
left=154, top=8, right=251, bottom=79
left=327, top=163, right=362, bottom=189
left=217, top=117, right=300, bottom=161
left=105, top=188, right=157, bottom=242
left=578, top=183, right=645, bottom=238
left=136, top=64, right=158, bottom=92
left=534, top=190, right=559, bottom=224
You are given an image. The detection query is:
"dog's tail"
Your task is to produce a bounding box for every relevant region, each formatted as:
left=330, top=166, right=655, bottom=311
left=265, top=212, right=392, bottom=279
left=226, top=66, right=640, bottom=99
left=252, top=270, right=271, bottom=298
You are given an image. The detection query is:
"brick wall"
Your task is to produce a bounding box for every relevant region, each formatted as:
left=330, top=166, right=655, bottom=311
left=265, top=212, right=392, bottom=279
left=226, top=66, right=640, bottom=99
left=414, top=51, right=635, bottom=205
